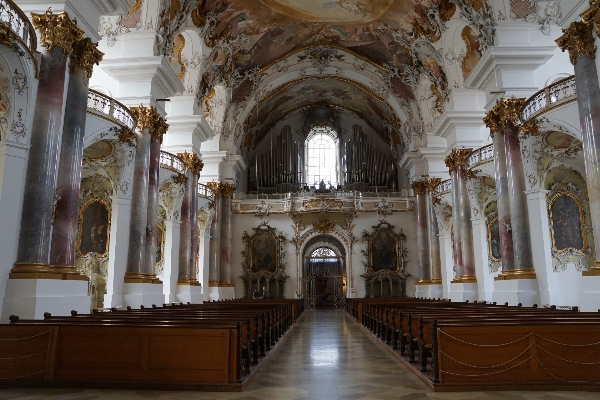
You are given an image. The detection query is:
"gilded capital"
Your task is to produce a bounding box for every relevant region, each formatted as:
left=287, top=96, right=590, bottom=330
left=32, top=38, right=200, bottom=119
left=69, top=38, right=104, bottom=77
left=556, top=21, right=596, bottom=66
left=117, top=126, right=136, bottom=146
left=206, top=181, right=221, bottom=196
left=425, top=177, right=442, bottom=193
left=31, top=8, right=83, bottom=56
left=581, top=1, right=600, bottom=38
left=411, top=180, right=428, bottom=196
left=497, top=97, right=525, bottom=128
left=177, top=151, right=204, bottom=176
left=483, top=106, right=503, bottom=135
left=129, top=105, right=169, bottom=142
left=444, top=148, right=472, bottom=173
left=220, top=183, right=236, bottom=198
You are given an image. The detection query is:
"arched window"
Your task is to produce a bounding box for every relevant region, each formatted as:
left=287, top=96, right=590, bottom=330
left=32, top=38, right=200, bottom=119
left=306, top=127, right=338, bottom=187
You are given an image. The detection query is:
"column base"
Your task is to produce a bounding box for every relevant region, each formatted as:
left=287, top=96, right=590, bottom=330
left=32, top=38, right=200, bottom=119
left=449, top=281, right=478, bottom=302
left=582, top=264, right=600, bottom=276
left=9, top=262, right=89, bottom=281
left=122, top=282, right=165, bottom=309
left=124, top=272, right=163, bottom=284
left=176, top=284, right=203, bottom=304
left=494, top=268, right=537, bottom=280
left=207, top=285, right=236, bottom=301
left=492, top=278, right=540, bottom=307
left=415, top=283, right=443, bottom=299
left=451, top=275, right=477, bottom=283
left=579, top=275, right=600, bottom=312
left=1, top=278, right=90, bottom=322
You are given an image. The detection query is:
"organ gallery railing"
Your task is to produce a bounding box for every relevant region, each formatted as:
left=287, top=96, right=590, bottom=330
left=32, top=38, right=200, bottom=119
left=0, top=0, right=38, bottom=57
left=159, top=151, right=186, bottom=175
left=433, top=179, right=452, bottom=197
left=521, top=75, right=577, bottom=121
left=466, top=144, right=494, bottom=170
left=87, top=90, right=136, bottom=130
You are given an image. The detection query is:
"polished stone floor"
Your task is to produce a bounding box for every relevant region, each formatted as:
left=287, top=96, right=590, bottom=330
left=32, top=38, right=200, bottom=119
left=1, top=309, right=599, bottom=400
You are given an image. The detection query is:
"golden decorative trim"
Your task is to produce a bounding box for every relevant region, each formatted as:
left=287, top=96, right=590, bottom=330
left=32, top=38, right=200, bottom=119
left=483, top=104, right=502, bottom=135
left=177, top=151, right=204, bottom=176
left=425, top=178, right=442, bottom=193
left=203, top=86, right=215, bottom=118
left=118, top=126, right=137, bottom=145
left=177, top=278, right=201, bottom=286
left=31, top=8, right=83, bottom=56
left=127, top=0, right=142, bottom=13
left=218, top=281, right=235, bottom=287
left=208, top=280, right=219, bottom=287
left=206, top=181, right=221, bottom=196
left=10, top=262, right=89, bottom=280
left=258, top=43, right=388, bottom=74
left=444, top=148, right=473, bottom=173
left=175, top=33, right=185, bottom=79
left=129, top=105, right=169, bottom=141
left=124, top=272, right=162, bottom=284
left=173, top=173, right=187, bottom=185
left=76, top=199, right=111, bottom=258
left=494, top=268, right=537, bottom=280
left=416, top=279, right=433, bottom=285
left=411, top=180, right=428, bottom=196
left=430, top=278, right=443, bottom=284
left=313, top=218, right=335, bottom=233
left=519, top=118, right=541, bottom=137
left=69, top=37, right=104, bottom=78
left=0, top=24, right=16, bottom=48
left=451, top=275, right=477, bottom=283
left=583, top=264, right=600, bottom=276
left=556, top=21, right=596, bottom=66
left=220, top=183, right=236, bottom=199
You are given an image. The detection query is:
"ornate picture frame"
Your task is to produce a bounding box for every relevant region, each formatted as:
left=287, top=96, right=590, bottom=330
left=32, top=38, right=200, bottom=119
left=156, top=223, right=165, bottom=266
left=487, top=215, right=501, bottom=262
left=362, top=221, right=406, bottom=272
left=77, top=199, right=111, bottom=257
left=549, top=191, right=586, bottom=254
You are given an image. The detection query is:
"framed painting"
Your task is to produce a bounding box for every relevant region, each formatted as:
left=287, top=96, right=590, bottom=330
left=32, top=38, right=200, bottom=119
left=549, top=193, right=585, bottom=253
left=370, top=228, right=398, bottom=271
left=250, top=230, right=278, bottom=272
left=156, top=224, right=165, bottom=266
left=78, top=200, right=110, bottom=257
left=487, top=216, right=501, bottom=261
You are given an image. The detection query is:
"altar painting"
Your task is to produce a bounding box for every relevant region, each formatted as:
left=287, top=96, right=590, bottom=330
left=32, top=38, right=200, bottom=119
left=251, top=231, right=278, bottom=272
left=78, top=200, right=110, bottom=257
left=370, top=228, right=398, bottom=271
left=550, top=194, right=585, bottom=253
left=487, top=216, right=501, bottom=261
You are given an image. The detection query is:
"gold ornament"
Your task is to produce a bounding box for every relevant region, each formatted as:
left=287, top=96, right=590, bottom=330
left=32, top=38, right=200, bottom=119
left=177, top=151, right=204, bottom=176
left=117, top=126, right=136, bottom=146
left=425, top=177, right=442, bottom=193
left=314, top=218, right=335, bottom=233
left=220, top=183, right=236, bottom=198
left=206, top=181, right=221, bottom=196
left=0, top=24, right=16, bottom=48
left=69, top=37, right=104, bottom=77
left=444, top=148, right=473, bottom=172
left=483, top=105, right=503, bottom=135
left=129, top=105, right=169, bottom=142
left=556, top=21, right=596, bottom=66
left=31, top=8, right=83, bottom=56
left=497, top=96, right=525, bottom=127
left=581, top=1, right=600, bottom=38
left=411, top=180, right=428, bottom=196
left=173, top=174, right=187, bottom=185
left=519, top=118, right=541, bottom=137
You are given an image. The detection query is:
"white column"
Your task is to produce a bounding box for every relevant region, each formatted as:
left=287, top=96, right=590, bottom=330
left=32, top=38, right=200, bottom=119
left=0, top=142, right=30, bottom=322
left=104, top=195, right=132, bottom=308
left=162, top=220, right=181, bottom=304
left=472, top=217, right=493, bottom=302
left=525, top=189, right=559, bottom=306
left=438, top=232, right=453, bottom=299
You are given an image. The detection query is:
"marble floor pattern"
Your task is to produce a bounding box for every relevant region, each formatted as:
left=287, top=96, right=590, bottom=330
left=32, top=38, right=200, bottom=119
left=1, top=309, right=599, bottom=400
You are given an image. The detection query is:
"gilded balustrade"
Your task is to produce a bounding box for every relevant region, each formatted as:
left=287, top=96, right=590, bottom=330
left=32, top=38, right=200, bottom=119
left=159, top=151, right=186, bottom=175
left=520, top=75, right=577, bottom=121
left=0, top=0, right=38, bottom=60
left=87, top=89, right=136, bottom=130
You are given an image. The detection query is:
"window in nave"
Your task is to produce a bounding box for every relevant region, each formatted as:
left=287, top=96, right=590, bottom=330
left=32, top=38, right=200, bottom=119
left=305, top=127, right=339, bottom=188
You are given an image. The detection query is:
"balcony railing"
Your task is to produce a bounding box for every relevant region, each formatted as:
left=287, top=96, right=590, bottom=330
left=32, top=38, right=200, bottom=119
left=466, top=144, right=494, bottom=170
left=521, top=75, right=577, bottom=121
left=198, top=183, right=214, bottom=201
left=238, top=191, right=410, bottom=200
left=87, top=90, right=136, bottom=130
left=160, top=151, right=186, bottom=175
left=433, top=179, right=452, bottom=197
left=0, top=0, right=37, bottom=57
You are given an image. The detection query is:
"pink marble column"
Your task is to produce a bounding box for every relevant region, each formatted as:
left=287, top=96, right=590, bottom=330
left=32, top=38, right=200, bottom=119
left=412, top=180, right=431, bottom=283
left=219, top=183, right=236, bottom=285
left=50, top=39, right=102, bottom=273
left=207, top=182, right=221, bottom=285
left=12, top=12, right=85, bottom=277
left=426, top=178, right=443, bottom=283
left=449, top=170, right=464, bottom=278
left=143, top=136, right=162, bottom=279
left=557, top=20, right=600, bottom=274
left=492, top=131, right=515, bottom=271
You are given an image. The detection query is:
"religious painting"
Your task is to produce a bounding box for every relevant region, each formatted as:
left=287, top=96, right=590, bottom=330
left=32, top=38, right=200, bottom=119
left=78, top=200, right=110, bottom=257
left=487, top=216, right=501, bottom=261
left=545, top=131, right=579, bottom=150
left=370, top=228, right=398, bottom=271
left=549, top=194, right=585, bottom=253
left=156, top=224, right=165, bottom=266
left=250, top=231, right=278, bottom=272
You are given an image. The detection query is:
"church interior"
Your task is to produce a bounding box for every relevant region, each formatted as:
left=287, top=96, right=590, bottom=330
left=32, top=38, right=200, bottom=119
left=1, top=0, right=600, bottom=396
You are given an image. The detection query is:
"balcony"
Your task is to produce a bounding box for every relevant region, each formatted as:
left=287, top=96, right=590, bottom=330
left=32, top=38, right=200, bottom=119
left=159, top=151, right=186, bottom=175
left=87, top=89, right=136, bottom=131
left=466, top=144, right=494, bottom=170
left=432, top=179, right=452, bottom=198
left=0, top=0, right=38, bottom=65
left=521, top=75, right=576, bottom=122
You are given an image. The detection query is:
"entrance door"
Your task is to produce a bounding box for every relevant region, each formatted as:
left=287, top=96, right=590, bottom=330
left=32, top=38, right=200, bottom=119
left=303, top=245, right=346, bottom=309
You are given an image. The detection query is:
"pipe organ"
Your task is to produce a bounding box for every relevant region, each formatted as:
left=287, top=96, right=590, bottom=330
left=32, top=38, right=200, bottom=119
left=250, top=124, right=396, bottom=194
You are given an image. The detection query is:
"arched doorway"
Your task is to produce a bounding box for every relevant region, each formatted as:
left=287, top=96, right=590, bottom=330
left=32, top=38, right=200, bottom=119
left=302, top=235, right=346, bottom=309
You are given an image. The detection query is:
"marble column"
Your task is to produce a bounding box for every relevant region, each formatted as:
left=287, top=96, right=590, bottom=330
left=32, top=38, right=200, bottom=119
left=492, top=131, right=515, bottom=271
left=11, top=10, right=84, bottom=279
left=449, top=170, right=463, bottom=278
left=445, top=149, right=477, bottom=282
left=557, top=19, right=600, bottom=275
left=143, top=134, right=162, bottom=279
left=177, top=152, right=203, bottom=285
left=50, top=38, right=103, bottom=275
left=206, top=181, right=221, bottom=286
left=124, top=106, right=168, bottom=283
left=426, top=178, right=443, bottom=284
left=412, top=180, right=431, bottom=283
left=219, top=183, right=236, bottom=286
